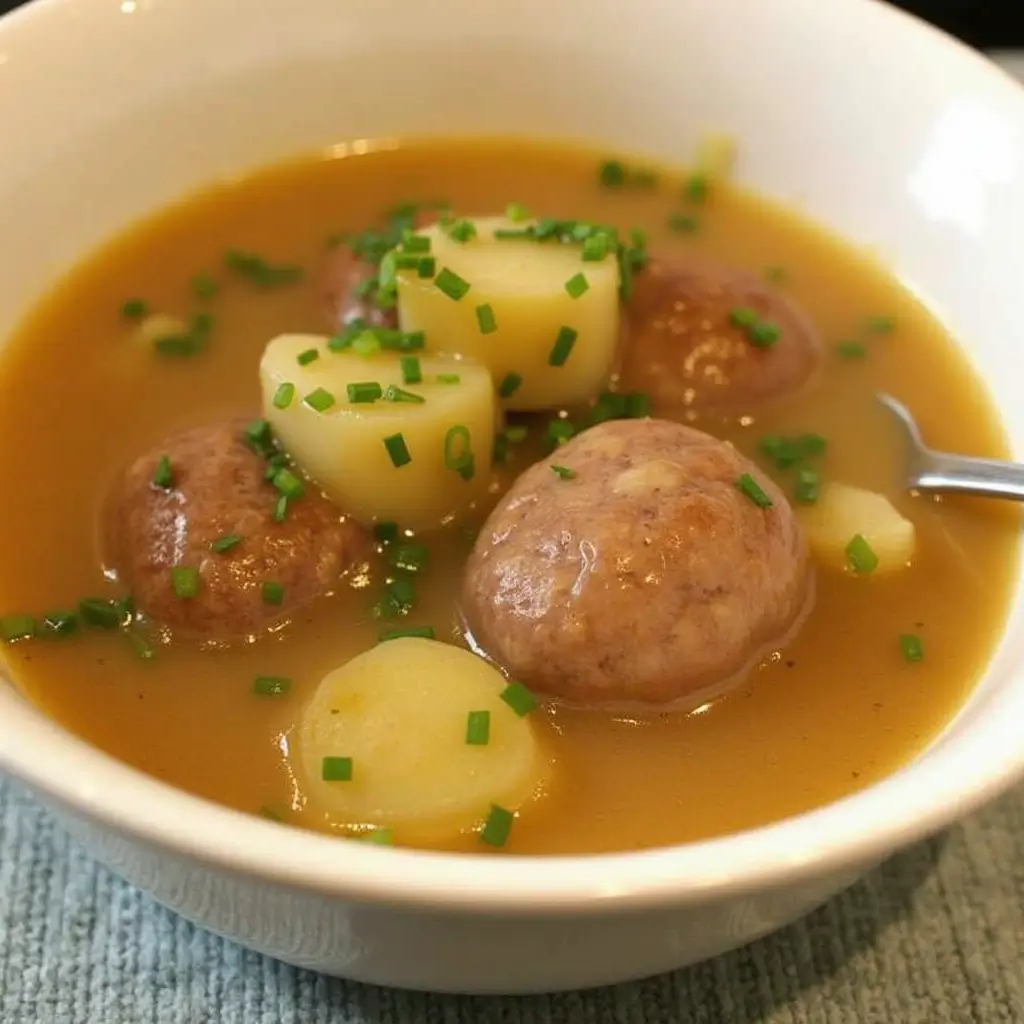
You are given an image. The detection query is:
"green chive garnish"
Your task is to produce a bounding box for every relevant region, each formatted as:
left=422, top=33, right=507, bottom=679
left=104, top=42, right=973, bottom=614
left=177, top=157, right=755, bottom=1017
left=296, top=348, right=320, bottom=367
left=271, top=467, right=305, bottom=499
left=384, top=433, right=411, bottom=468
left=667, top=213, right=698, bottom=233
left=223, top=249, right=303, bottom=289
left=261, top=581, right=284, bottom=605
left=498, top=373, right=522, bottom=399
left=729, top=307, right=759, bottom=328
left=837, top=341, right=868, bottom=359
left=564, top=272, right=589, bottom=299
left=244, top=418, right=274, bottom=455
left=466, top=710, right=491, bottom=746
left=304, top=387, right=336, bottom=413
left=388, top=543, right=429, bottom=574
left=0, top=615, right=35, bottom=642
left=375, top=576, right=416, bottom=618
left=500, top=681, right=537, bottom=717
left=347, top=381, right=383, bottom=404
left=625, top=392, right=651, bottom=418
left=272, top=382, right=295, bottom=409
left=505, top=202, right=531, bottom=222
left=192, top=274, right=219, bottom=300
left=480, top=804, right=514, bottom=847
left=581, top=235, right=610, bottom=261
left=170, top=566, right=200, bottom=599
left=42, top=611, right=78, bottom=637
left=373, top=521, right=399, bottom=544
left=684, top=174, right=708, bottom=203
left=253, top=675, right=291, bottom=696
left=436, top=373, right=461, bottom=385
left=749, top=322, right=781, bottom=348
left=208, top=534, right=241, bottom=556
left=736, top=473, right=773, bottom=509
left=379, top=625, right=436, bottom=642
left=548, top=326, right=578, bottom=367
left=546, top=419, right=575, bottom=446
left=152, top=455, right=174, bottom=490
left=866, top=315, right=895, bottom=335
left=476, top=303, right=498, bottom=334
left=352, top=331, right=382, bottom=357
left=794, top=467, right=820, bottom=504
left=321, top=756, right=353, bottom=782
left=435, top=267, right=470, bottom=301
left=444, top=425, right=473, bottom=479
left=417, top=256, right=436, bottom=278
left=272, top=494, right=289, bottom=522
left=900, top=633, right=924, bottom=663
left=400, top=356, right=422, bottom=385
left=846, top=534, right=879, bottom=574
left=383, top=385, right=426, bottom=404
left=505, top=425, right=529, bottom=443
left=121, top=298, right=148, bottom=319
left=598, top=160, right=627, bottom=188
left=447, top=219, right=478, bottom=243
left=401, top=233, right=431, bottom=254
left=79, top=598, right=128, bottom=629
left=551, top=465, right=576, bottom=480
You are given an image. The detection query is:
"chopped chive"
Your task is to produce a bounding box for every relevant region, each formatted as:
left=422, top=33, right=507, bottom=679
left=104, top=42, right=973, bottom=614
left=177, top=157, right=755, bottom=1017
left=899, top=633, right=924, bottom=663
left=794, top=467, right=820, bottom=504
left=0, top=615, right=35, bottom=642
left=590, top=391, right=629, bottom=424
left=346, top=381, right=383, bottom=404
left=505, top=425, right=529, bottom=443
left=435, top=267, right=471, bottom=301
left=581, top=235, right=610, bottom=261
left=498, top=372, right=523, bottom=399
left=837, top=341, right=868, bottom=359
left=564, top=272, right=589, bottom=299
left=153, top=333, right=205, bottom=358
left=475, top=303, right=498, bottom=334
left=845, top=534, right=879, bottom=575
left=749, top=321, right=781, bottom=348
left=729, top=307, right=759, bottom=328
left=480, top=804, right=514, bottom=847
left=384, top=433, right=411, bottom=468
left=223, top=249, right=303, bottom=289
left=447, top=219, right=478, bottom=243
left=296, top=348, right=320, bottom=367
left=417, top=256, right=437, bottom=278
left=378, top=576, right=416, bottom=617
left=546, top=419, right=575, bottom=446
left=304, top=387, right=336, bottom=413
left=360, top=827, right=395, bottom=845
left=373, top=521, right=399, bottom=544
left=272, top=494, right=289, bottom=522
left=548, top=326, right=578, bottom=367
left=352, top=331, right=382, bottom=357
left=170, top=566, right=200, bottom=599
left=797, top=434, right=828, bottom=457
left=684, top=174, right=708, bottom=203
left=321, top=756, right=353, bottom=782
left=253, top=675, right=291, bottom=696
left=388, top=543, right=430, bottom=574
left=400, top=355, right=422, bottom=385
left=42, top=611, right=78, bottom=637
left=394, top=253, right=422, bottom=271
left=493, top=433, right=510, bottom=463
left=736, top=473, right=773, bottom=509
left=379, top=625, right=436, bottom=641
left=152, top=455, right=174, bottom=490
left=271, top=467, right=305, bottom=499
left=866, top=315, right=895, bottom=335
left=493, top=228, right=535, bottom=240
left=598, top=160, right=627, bottom=188
left=551, top=465, right=576, bottom=480
left=382, top=385, right=425, bottom=404
left=500, top=680, right=537, bottom=717
left=191, top=273, right=219, bottom=300
left=625, top=391, right=651, bottom=418
left=79, top=598, right=127, bottom=629
left=261, top=581, right=285, bottom=605
left=444, top=425, right=473, bottom=479
left=436, top=373, right=461, bottom=385
left=121, top=298, right=148, bottom=319
left=466, top=710, right=491, bottom=746
left=126, top=629, right=157, bottom=661
left=401, top=233, right=431, bottom=254
left=505, top=201, right=531, bottom=222
left=272, top=383, right=295, bottom=410
left=667, top=213, right=698, bottom=233
left=244, top=419, right=274, bottom=455
left=211, top=533, right=242, bottom=554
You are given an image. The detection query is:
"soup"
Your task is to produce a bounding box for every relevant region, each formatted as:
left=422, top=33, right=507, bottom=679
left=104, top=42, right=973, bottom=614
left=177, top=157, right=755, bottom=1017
left=0, top=138, right=1016, bottom=854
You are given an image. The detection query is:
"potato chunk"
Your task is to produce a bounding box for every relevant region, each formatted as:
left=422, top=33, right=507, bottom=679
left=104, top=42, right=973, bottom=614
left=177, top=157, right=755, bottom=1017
left=297, top=638, right=548, bottom=842
left=800, top=481, right=916, bottom=574
left=395, top=216, right=620, bottom=411
left=260, top=334, right=495, bottom=530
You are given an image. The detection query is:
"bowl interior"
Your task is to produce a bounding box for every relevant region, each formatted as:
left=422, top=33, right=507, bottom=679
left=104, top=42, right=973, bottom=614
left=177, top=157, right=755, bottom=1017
left=1, top=0, right=1024, bottom=907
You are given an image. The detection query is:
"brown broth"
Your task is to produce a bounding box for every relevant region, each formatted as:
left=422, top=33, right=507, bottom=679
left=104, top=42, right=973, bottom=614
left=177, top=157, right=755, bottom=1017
left=0, top=139, right=1017, bottom=854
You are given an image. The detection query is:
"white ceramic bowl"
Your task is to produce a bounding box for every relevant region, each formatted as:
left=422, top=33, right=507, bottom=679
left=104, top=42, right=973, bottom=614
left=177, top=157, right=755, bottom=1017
left=2, top=0, right=1024, bottom=996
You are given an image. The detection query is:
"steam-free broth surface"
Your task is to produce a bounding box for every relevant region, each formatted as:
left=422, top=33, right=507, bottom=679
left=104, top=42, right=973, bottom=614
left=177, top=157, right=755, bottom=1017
left=0, top=139, right=1016, bottom=853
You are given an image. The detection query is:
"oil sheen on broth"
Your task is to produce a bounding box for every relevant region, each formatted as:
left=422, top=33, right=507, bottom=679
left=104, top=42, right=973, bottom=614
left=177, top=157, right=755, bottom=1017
left=0, top=139, right=1016, bottom=855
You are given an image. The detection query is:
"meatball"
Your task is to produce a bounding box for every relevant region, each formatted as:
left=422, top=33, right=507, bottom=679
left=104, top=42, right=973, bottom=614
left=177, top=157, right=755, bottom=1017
left=619, top=254, right=821, bottom=413
left=461, top=419, right=811, bottom=707
left=105, top=419, right=372, bottom=640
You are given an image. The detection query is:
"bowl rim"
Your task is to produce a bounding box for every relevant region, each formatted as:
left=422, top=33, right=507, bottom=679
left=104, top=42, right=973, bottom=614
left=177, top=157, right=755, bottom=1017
left=2, top=0, right=1024, bottom=915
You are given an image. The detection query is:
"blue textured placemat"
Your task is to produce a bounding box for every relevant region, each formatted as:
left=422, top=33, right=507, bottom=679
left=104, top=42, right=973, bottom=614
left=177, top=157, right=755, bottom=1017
left=1, top=777, right=1022, bottom=1023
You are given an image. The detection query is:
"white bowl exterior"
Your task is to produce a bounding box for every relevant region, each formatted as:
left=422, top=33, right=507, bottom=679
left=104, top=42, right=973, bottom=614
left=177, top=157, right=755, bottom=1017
left=1, top=0, right=1024, bottom=993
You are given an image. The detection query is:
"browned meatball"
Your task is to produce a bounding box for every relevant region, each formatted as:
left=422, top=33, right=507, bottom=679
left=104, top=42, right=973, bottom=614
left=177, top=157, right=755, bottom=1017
left=461, top=419, right=811, bottom=707
left=620, top=254, right=821, bottom=412
left=105, top=419, right=372, bottom=640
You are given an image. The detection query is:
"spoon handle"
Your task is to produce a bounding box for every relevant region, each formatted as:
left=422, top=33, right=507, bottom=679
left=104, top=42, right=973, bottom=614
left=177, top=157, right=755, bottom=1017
left=915, top=453, right=1024, bottom=501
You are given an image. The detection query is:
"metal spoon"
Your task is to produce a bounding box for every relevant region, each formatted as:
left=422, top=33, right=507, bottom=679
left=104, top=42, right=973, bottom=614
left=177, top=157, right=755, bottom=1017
left=876, top=392, right=1024, bottom=501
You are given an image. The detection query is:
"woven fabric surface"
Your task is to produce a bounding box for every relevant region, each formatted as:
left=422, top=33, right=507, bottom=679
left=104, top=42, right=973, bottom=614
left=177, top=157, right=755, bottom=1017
left=0, top=777, right=1021, bottom=1024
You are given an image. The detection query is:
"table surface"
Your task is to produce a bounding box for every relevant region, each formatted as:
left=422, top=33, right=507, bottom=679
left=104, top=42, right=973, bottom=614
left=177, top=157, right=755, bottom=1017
left=2, top=43, right=1024, bottom=1024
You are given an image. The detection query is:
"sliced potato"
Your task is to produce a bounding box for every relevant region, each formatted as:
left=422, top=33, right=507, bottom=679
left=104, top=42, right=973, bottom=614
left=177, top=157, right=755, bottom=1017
left=260, top=334, right=495, bottom=530
left=395, top=216, right=620, bottom=411
left=297, top=638, right=548, bottom=842
left=800, top=481, right=916, bottom=575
